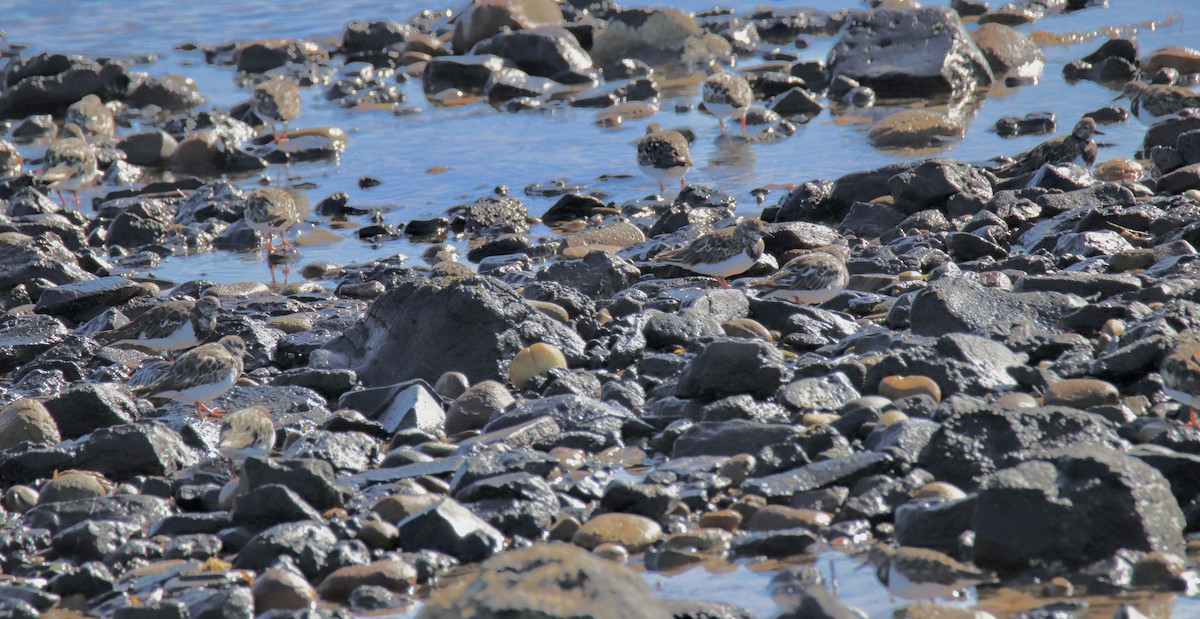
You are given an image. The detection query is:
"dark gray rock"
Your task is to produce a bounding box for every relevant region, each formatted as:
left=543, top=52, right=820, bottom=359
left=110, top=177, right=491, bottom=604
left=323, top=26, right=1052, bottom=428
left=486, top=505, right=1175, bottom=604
left=918, top=400, right=1124, bottom=490
left=775, top=584, right=864, bottom=619
left=282, top=430, right=379, bottom=473
left=485, top=394, right=638, bottom=451
left=777, top=373, right=861, bottom=412
left=742, top=452, right=894, bottom=500
left=887, top=158, right=993, bottom=215
left=600, top=480, right=682, bottom=521
left=44, top=384, right=139, bottom=439
left=838, top=201, right=905, bottom=238
left=0, top=53, right=132, bottom=119
left=321, top=275, right=585, bottom=386
left=643, top=310, right=724, bottom=350
left=75, top=423, right=198, bottom=480
left=909, top=276, right=1085, bottom=337
left=0, top=313, right=69, bottom=373
left=117, top=130, right=179, bottom=167
left=51, top=519, right=139, bottom=561
left=23, top=494, right=173, bottom=535
left=974, top=445, right=1185, bottom=571
left=894, top=496, right=976, bottom=555
left=485, top=67, right=556, bottom=104
left=240, top=457, right=350, bottom=511
left=731, top=528, right=817, bottom=559
left=676, top=338, right=791, bottom=400
left=47, top=561, right=114, bottom=600
left=826, top=8, right=992, bottom=98
left=671, top=420, right=803, bottom=459
left=864, top=333, right=1027, bottom=397
left=34, top=277, right=154, bottom=322
left=234, top=521, right=339, bottom=580
left=231, top=484, right=324, bottom=527
left=471, top=27, right=593, bottom=81
left=338, top=380, right=445, bottom=435
left=454, top=472, right=559, bottom=539
left=397, top=498, right=505, bottom=563
left=422, top=54, right=511, bottom=95
left=536, top=251, right=640, bottom=299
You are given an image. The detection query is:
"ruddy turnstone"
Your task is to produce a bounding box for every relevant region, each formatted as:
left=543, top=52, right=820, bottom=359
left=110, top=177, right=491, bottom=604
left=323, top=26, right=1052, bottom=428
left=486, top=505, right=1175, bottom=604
left=0, top=140, right=22, bottom=177
left=218, top=405, right=276, bottom=464
left=637, top=122, right=693, bottom=193
left=1160, top=338, right=1200, bottom=426
left=992, top=118, right=1102, bottom=178
left=702, top=71, right=754, bottom=135
left=135, top=335, right=246, bottom=419
left=39, top=123, right=98, bottom=206
left=1119, top=80, right=1200, bottom=125
left=747, top=246, right=849, bottom=304
left=65, top=94, right=115, bottom=139
left=244, top=186, right=307, bottom=253
left=253, top=75, right=302, bottom=143
left=651, top=218, right=764, bottom=288
left=866, top=544, right=996, bottom=601
left=97, top=296, right=221, bottom=355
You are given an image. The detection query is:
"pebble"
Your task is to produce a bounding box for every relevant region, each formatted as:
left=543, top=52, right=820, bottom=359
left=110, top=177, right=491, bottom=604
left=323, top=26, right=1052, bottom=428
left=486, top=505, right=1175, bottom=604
left=878, top=375, right=942, bottom=403
left=572, top=513, right=662, bottom=553
left=509, top=342, right=568, bottom=389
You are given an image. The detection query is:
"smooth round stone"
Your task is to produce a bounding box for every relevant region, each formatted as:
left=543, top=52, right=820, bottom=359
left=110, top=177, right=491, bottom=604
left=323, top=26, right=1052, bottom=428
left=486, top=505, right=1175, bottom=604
left=698, top=509, right=743, bottom=532
left=1094, top=158, right=1144, bottom=183
left=1043, top=576, right=1074, bottom=597
left=572, top=513, right=662, bottom=553
left=802, top=412, right=839, bottom=426
left=898, top=270, right=924, bottom=281
left=509, top=342, right=568, bottom=389
left=1132, top=551, right=1187, bottom=588
left=718, top=454, right=756, bottom=486
left=527, top=300, right=570, bottom=324
left=746, top=505, right=832, bottom=532
left=433, top=371, right=470, bottom=400
left=549, top=447, right=587, bottom=470
left=1137, top=420, right=1172, bottom=443
left=371, top=494, right=440, bottom=522
left=39, top=471, right=109, bottom=504
left=911, top=481, right=967, bottom=501
left=1102, top=319, right=1126, bottom=339
left=730, top=495, right=767, bottom=521
left=113, top=483, right=139, bottom=495
left=267, top=314, right=315, bottom=334
left=879, top=410, right=909, bottom=426
left=661, top=528, right=734, bottom=553
left=995, top=392, right=1038, bottom=408
left=281, top=281, right=326, bottom=296
left=879, top=375, right=941, bottom=403
left=722, top=318, right=772, bottom=341
left=358, top=519, right=400, bottom=550
left=867, top=109, right=964, bottom=148
left=855, top=395, right=894, bottom=411
left=3, top=485, right=38, bottom=512
left=218, top=478, right=240, bottom=511
left=1043, top=379, right=1120, bottom=409
left=446, top=380, right=515, bottom=434
left=592, top=543, right=629, bottom=563
left=253, top=566, right=317, bottom=612
left=1143, top=45, right=1200, bottom=75
left=205, top=282, right=270, bottom=298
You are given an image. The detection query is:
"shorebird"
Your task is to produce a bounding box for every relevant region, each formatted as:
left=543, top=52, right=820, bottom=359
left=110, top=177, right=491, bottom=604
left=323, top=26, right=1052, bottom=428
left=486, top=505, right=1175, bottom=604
left=1119, top=80, right=1200, bottom=125
left=1161, top=337, right=1200, bottom=427
left=637, top=122, right=693, bottom=193
left=746, top=246, right=849, bottom=304
left=702, top=71, right=753, bottom=135
left=96, top=297, right=221, bottom=356
left=991, top=118, right=1102, bottom=178
left=218, top=405, right=276, bottom=465
left=253, top=75, right=302, bottom=143
left=866, top=544, right=996, bottom=601
left=651, top=219, right=764, bottom=288
left=39, top=123, right=98, bottom=206
left=134, top=335, right=246, bottom=420
left=0, top=140, right=22, bottom=177
left=244, top=186, right=306, bottom=253
left=65, top=94, right=115, bottom=139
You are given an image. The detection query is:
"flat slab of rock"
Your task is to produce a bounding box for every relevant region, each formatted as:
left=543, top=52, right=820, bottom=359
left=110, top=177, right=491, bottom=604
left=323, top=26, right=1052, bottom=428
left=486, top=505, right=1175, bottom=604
left=908, top=276, right=1086, bottom=337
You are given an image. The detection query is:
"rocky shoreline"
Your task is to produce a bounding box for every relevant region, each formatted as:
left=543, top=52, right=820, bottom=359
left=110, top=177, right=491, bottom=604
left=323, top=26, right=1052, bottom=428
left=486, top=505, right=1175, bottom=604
left=2, top=1, right=1200, bottom=618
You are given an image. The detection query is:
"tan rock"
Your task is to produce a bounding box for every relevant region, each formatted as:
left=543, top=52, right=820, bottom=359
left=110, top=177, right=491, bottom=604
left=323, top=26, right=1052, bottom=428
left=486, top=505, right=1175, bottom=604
left=452, top=0, right=563, bottom=53
left=371, top=493, right=439, bottom=523
left=745, top=505, right=832, bottom=531
left=868, top=109, right=965, bottom=149
left=697, top=509, right=742, bottom=532
left=318, top=559, right=419, bottom=601
left=722, top=318, right=772, bottom=341
left=446, top=380, right=515, bottom=434
left=253, top=566, right=316, bottom=612
left=1043, top=378, right=1119, bottom=409
left=1143, top=46, right=1200, bottom=76
left=0, top=398, right=60, bottom=450
left=879, top=375, right=942, bottom=402
left=572, top=513, right=661, bottom=553
left=39, top=471, right=108, bottom=504
left=509, top=342, right=567, bottom=389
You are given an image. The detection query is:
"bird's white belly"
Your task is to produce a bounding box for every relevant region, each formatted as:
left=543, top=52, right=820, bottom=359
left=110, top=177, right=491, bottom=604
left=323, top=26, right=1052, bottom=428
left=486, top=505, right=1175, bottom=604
left=762, top=285, right=842, bottom=304
left=706, top=101, right=747, bottom=120
left=639, top=164, right=686, bottom=182
left=888, top=565, right=966, bottom=600
left=1164, top=386, right=1200, bottom=409
left=122, top=322, right=198, bottom=351
left=687, top=251, right=757, bottom=278
left=158, top=369, right=237, bottom=404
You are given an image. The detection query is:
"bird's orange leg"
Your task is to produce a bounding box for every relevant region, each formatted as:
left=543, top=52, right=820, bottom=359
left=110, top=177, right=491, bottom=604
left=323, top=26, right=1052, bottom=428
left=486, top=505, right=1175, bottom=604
left=719, top=118, right=726, bottom=134
left=715, top=276, right=731, bottom=289
left=679, top=177, right=686, bottom=191
left=1186, top=408, right=1200, bottom=428
left=740, top=115, right=747, bottom=136
left=278, top=231, right=292, bottom=248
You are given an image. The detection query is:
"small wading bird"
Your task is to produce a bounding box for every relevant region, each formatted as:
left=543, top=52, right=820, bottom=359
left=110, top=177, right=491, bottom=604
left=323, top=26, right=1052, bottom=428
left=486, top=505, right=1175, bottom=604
left=991, top=117, right=1102, bottom=178
left=650, top=219, right=764, bottom=288
left=253, top=75, right=302, bottom=144
left=866, top=544, right=997, bottom=601
left=218, top=406, right=276, bottom=473
left=637, top=122, right=693, bottom=193
left=702, top=71, right=754, bottom=136
left=244, top=186, right=307, bottom=254
left=40, top=123, right=98, bottom=206
left=1160, top=336, right=1200, bottom=428
left=1118, top=80, right=1200, bottom=125
left=745, top=246, right=849, bottom=304
left=96, top=296, right=221, bottom=358
left=134, top=335, right=246, bottom=420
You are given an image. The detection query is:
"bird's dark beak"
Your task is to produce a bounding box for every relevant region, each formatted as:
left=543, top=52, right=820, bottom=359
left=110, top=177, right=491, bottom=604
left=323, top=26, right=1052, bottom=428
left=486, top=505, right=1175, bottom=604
left=1112, top=94, right=1123, bottom=102
left=1095, top=129, right=1106, bottom=135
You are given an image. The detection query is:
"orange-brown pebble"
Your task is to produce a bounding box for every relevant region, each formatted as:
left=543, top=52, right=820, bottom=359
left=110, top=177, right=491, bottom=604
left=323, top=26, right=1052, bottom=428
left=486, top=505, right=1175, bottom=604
left=729, top=494, right=767, bottom=521
left=572, top=513, right=661, bottom=553
left=698, top=509, right=743, bottom=532
left=879, top=375, right=941, bottom=402
left=745, top=505, right=832, bottom=531
left=509, top=342, right=568, bottom=388
left=722, top=318, right=773, bottom=341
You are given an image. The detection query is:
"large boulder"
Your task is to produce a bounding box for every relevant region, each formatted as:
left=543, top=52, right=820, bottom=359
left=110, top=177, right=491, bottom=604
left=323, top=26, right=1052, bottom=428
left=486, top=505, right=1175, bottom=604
left=417, top=544, right=670, bottom=619
left=908, top=276, right=1086, bottom=338
left=451, top=0, right=564, bottom=54
left=590, top=8, right=731, bottom=73
left=320, top=275, right=586, bottom=387
left=470, top=28, right=592, bottom=82
left=826, top=8, right=993, bottom=99
left=973, top=445, right=1185, bottom=571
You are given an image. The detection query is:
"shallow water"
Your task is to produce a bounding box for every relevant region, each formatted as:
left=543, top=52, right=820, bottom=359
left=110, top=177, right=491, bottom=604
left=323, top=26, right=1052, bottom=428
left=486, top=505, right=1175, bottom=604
left=7, top=1, right=1200, bottom=617
left=4, top=0, right=1197, bottom=287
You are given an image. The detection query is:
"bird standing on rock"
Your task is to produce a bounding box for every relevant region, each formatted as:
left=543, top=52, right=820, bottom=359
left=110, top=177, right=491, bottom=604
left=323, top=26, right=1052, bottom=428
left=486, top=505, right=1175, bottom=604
left=746, top=246, right=849, bottom=304
left=1161, top=337, right=1200, bottom=427
left=992, top=117, right=1102, bottom=178
left=96, top=296, right=221, bottom=356
left=244, top=186, right=307, bottom=253
left=866, top=544, right=997, bottom=601
left=702, top=71, right=754, bottom=136
left=253, top=75, right=302, bottom=144
left=1119, top=80, right=1200, bottom=125
left=637, top=122, right=693, bottom=193
left=40, top=123, right=98, bottom=206
left=219, top=406, right=276, bottom=465
left=65, top=94, right=115, bottom=139
left=651, top=219, right=764, bottom=288
left=134, top=335, right=246, bottom=420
